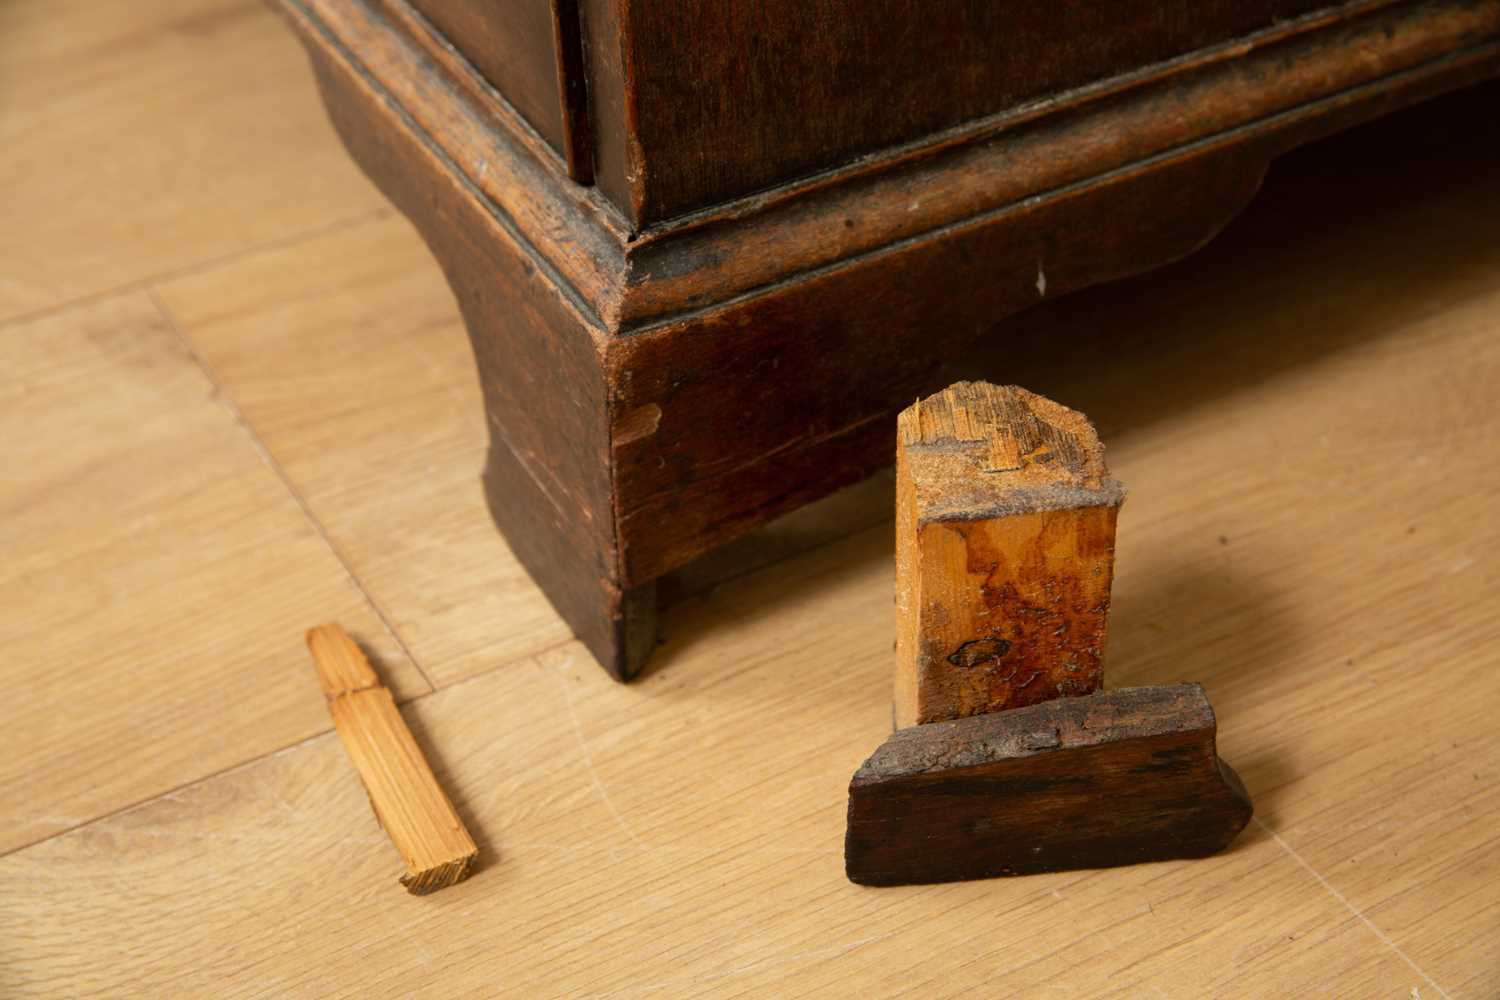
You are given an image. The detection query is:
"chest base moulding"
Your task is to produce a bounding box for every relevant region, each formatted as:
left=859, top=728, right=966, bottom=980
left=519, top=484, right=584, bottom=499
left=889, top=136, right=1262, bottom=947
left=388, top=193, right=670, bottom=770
left=275, top=0, right=1500, bottom=679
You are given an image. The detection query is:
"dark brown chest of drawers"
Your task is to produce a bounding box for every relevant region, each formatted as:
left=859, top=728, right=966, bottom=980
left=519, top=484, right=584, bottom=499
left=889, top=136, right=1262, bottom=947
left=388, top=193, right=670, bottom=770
left=276, top=0, right=1500, bottom=677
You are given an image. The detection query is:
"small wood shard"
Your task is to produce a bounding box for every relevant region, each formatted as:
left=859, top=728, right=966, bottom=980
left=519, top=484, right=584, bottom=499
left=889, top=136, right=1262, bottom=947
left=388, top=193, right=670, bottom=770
left=845, top=684, right=1252, bottom=886
left=894, top=381, right=1125, bottom=728
left=306, top=624, right=477, bottom=894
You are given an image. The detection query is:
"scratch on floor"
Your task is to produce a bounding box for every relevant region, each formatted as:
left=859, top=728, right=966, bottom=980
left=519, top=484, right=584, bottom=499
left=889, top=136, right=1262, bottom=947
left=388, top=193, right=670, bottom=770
left=86, top=825, right=387, bottom=847
left=1255, top=817, right=1450, bottom=1000
left=583, top=931, right=899, bottom=999
left=253, top=769, right=303, bottom=820
left=549, top=655, right=646, bottom=851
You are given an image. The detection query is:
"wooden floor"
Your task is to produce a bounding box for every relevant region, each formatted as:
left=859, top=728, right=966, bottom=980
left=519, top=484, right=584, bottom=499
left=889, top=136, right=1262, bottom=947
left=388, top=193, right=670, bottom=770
left=3, top=3, right=1497, bottom=996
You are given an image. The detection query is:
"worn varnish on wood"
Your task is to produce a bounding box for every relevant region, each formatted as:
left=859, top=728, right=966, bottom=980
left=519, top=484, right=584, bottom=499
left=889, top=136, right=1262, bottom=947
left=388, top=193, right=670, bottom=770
left=894, top=383, right=1124, bottom=728
left=307, top=624, right=477, bottom=894
left=576, top=0, right=1335, bottom=223
left=846, top=684, right=1253, bottom=886
left=277, top=0, right=1500, bottom=681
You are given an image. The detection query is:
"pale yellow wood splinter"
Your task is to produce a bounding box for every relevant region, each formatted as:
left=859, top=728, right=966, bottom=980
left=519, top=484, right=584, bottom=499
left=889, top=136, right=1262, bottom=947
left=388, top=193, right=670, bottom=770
left=894, top=382, right=1125, bottom=729
left=306, top=624, right=477, bottom=894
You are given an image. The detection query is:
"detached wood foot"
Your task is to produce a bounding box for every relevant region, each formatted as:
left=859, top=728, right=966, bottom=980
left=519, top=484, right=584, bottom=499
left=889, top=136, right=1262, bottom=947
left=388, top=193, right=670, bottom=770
left=845, top=684, right=1252, bottom=886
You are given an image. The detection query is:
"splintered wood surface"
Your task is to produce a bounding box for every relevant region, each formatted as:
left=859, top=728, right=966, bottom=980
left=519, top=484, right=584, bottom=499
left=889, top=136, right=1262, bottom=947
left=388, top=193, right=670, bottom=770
left=894, top=383, right=1124, bottom=727
left=307, top=625, right=476, bottom=893
left=1, top=3, right=1498, bottom=994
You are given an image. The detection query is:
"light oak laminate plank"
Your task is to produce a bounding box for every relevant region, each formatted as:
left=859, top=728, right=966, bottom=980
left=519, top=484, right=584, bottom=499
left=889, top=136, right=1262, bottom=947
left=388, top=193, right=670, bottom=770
left=0, top=0, right=385, bottom=324
left=0, top=292, right=426, bottom=854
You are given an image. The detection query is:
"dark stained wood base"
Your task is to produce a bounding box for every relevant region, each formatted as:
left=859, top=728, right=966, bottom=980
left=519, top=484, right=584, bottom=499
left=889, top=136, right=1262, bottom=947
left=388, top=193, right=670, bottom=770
left=276, top=0, right=1500, bottom=678
left=845, top=685, right=1252, bottom=886
left=480, top=439, right=657, bottom=680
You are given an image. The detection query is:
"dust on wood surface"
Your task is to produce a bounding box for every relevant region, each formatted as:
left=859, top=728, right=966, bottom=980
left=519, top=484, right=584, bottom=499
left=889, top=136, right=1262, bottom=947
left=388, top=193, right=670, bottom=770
left=899, top=382, right=1124, bottom=522
left=859, top=683, right=1215, bottom=780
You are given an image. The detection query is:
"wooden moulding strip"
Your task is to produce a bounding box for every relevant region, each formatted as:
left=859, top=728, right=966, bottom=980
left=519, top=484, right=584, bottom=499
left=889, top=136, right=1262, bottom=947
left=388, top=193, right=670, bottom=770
left=284, top=0, right=1500, bottom=329
left=306, top=624, right=477, bottom=894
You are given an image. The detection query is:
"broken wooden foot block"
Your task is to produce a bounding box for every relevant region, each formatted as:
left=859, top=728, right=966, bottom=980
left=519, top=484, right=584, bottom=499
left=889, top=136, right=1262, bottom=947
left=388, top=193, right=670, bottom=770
left=895, top=382, right=1125, bottom=728
left=845, top=684, right=1251, bottom=886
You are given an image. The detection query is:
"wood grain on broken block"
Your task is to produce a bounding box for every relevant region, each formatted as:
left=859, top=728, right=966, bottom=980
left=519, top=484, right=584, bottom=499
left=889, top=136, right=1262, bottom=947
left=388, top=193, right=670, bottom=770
left=306, top=624, right=477, bottom=894
left=846, top=684, right=1252, bottom=886
left=894, top=382, right=1125, bottom=728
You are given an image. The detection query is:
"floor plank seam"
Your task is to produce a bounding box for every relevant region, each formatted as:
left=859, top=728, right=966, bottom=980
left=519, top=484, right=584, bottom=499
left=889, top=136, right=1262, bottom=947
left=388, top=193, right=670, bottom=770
left=143, top=286, right=437, bottom=695
left=0, top=207, right=394, bottom=335
left=0, top=726, right=338, bottom=860
left=0, top=658, right=503, bottom=861
left=1254, top=816, right=1451, bottom=998
left=416, top=635, right=582, bottom=695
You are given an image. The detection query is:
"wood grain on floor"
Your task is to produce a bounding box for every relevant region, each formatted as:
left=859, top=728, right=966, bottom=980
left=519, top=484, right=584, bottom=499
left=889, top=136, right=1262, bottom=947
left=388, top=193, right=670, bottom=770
left=0, top=627, right=1438, bottom=998
left=0, top=0, right=385, bottom=324
left=155, top=216, right=574, bottom=685
left=0, top=0, right=1495, bottom=994
left=0, top=291, right=426, bottom=855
